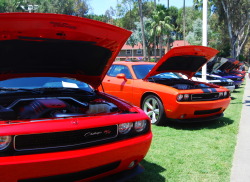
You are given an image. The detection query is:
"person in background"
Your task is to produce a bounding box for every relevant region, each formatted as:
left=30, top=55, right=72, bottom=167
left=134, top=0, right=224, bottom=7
left=248, top=67, right=250, bottom=78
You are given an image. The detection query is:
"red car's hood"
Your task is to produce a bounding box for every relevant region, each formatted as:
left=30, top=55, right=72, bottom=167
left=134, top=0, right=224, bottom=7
left=0, top=13, right=131, bottom=89
left=144, top=46, right=219, bottom=79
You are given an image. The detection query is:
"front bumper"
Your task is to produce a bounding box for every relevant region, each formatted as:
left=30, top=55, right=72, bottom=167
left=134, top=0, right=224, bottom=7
left=233, top=80, right=242, bottom=87
left=94, top=163, right=144, bottom=182
left=165, top=98, right=230, bottom=121
left=0, top=133, right=152, bottom=182
left=169, top=113, right=223, bottom=123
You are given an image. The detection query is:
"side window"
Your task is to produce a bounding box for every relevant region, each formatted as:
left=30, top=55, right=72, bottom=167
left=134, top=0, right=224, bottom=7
left=107, top=65, right=132, bottom=79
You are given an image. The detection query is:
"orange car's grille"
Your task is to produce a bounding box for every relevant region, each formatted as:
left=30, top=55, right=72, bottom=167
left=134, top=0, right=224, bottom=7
left=215, top=82, right=233, bottom=86
left=14, top=125, right=118, bottom=151
left=191, top=93, right=221, bottom=101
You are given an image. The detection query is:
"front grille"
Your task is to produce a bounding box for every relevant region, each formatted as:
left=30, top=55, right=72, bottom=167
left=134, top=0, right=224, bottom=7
left=215, top=82, right=232, bottom=86
left=14, top=125, right=118, bottom=151
left=191, top=93, right=220, bottom=101
left=194, top=108, right=222, bottom=115
left=18, top=161, right=121, bottom=182
left=230, top=78, right=241, bottom=81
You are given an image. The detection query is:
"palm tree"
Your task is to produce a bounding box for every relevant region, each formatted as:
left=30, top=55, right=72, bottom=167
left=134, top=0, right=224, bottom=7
left=150, top=9, right=173, bottom=58
left=183, top=0, right=186, bottom=45
left=138, top=0, right=147, bottom=60
left=153, top=0, right=157, bottom=61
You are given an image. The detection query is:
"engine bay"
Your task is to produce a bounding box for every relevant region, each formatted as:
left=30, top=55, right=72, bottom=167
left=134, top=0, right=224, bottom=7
left=0, top=97, right=119, bottom=121
left=148, top=78, right=214, bottom=90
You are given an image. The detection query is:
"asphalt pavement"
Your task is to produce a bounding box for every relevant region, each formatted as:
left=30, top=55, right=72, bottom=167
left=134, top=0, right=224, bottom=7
left=230, top=75, right=250, bottom=182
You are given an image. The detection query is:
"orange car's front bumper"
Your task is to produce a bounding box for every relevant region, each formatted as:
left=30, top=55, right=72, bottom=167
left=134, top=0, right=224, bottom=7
left=165, top=98, right=231, bottom=121
left=0, top=133, right=152, bottom=182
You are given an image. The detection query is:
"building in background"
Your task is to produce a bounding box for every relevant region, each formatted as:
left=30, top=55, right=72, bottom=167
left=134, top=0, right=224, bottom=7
left=116, top=40, right=189, bottom=61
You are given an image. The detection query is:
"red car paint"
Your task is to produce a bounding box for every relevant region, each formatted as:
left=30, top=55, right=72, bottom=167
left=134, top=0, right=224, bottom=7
left=0, top=13, right=152, bottom=182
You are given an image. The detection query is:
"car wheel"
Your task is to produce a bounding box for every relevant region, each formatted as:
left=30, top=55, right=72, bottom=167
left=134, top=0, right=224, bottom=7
left=142, top=95, right=166, bottom=125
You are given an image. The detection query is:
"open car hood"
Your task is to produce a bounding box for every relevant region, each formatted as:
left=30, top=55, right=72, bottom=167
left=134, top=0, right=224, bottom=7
left=227, top=58, right=240, bottom=71
left=209, top=57, right=239, bottom=73
left=0, top=13, right=131, bottom=89
left=144, top=46, right=219, bottom=79
left=207, top=57, right=228, bottom=73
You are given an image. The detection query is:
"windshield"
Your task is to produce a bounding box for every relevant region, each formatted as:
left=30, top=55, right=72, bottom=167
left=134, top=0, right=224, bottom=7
left=132, top=64, right=154, bottom=79
left=0, top=77, right=94, bottom=92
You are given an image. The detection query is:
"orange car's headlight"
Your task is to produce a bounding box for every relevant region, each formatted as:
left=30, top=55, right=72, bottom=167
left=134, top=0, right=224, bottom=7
left=177, top=94, right=190, bottom=101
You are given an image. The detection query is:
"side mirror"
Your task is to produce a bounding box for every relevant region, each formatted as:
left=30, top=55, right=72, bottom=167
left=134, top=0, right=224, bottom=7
left=116, top=73, right=127, bottom=81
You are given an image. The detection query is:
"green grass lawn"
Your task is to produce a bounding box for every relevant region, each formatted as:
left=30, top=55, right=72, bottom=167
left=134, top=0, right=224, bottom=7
left=130, top=82, right=245, bottom=182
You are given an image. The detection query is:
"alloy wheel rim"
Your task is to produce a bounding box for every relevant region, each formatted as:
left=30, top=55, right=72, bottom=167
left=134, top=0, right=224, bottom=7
left=143, top=97, right=160, bottom=123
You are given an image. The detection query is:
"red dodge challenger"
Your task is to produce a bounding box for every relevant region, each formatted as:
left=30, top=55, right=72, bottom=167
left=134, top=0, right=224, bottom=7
left=101, top=46, right=231, bottom=125
left=0, top=13, right=152, bottom=182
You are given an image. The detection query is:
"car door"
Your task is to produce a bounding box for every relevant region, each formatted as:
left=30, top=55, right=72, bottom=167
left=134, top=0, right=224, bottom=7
left=102, top=64, right=134, bottom=103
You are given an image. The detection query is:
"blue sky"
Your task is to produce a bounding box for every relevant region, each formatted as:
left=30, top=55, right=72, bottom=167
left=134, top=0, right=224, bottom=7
left=88, top=0, right=194, bottom=15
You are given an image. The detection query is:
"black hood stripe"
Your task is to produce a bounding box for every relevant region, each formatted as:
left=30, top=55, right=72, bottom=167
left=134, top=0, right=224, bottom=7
left=210, top=88, right=217, bottom=92
left=202, top=88, right=211, bottom=93
left=202, top=88, right=218, bottom=93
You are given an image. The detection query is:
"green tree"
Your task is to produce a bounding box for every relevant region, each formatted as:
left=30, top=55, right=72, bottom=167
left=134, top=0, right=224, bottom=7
left=176, top=7, right=202, bottom=40
left=85, top=14, right=110, bottom=23
left=186, top=18, right=218, bottom=47
left=138, top=0, right=147, bottom=60
left=116, top=0, right=138, bottom=29
left=193, top=0, right=250, bottom=59
left=215, top=0, right=250, bottom=59
left=0, top=0, right=89, bottom=16
left=150, top=9, right=173, bottom=57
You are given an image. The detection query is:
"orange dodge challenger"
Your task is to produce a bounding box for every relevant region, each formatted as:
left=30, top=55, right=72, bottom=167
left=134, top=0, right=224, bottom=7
left=100, top=46, right=231, bottom=125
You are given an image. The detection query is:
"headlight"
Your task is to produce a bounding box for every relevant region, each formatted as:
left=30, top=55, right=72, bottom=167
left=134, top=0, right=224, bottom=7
left=183, top=94, right=190, bottom=100
left=177, top=94, right=183, bottom=101
left=134, top=120, right=147, bottom=132
left=177, top=94, right=190, bottom=101
left=118, top=122, right=133, bottom=134
left=223, top=91, right=228, bottom=97
left=0, top=136, right=11, bottom=150
left=219, top=92, right=223, bottom=97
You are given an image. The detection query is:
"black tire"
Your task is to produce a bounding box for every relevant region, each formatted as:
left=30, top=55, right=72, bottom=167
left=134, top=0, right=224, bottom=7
left=142, top=95, right=166, bottom=125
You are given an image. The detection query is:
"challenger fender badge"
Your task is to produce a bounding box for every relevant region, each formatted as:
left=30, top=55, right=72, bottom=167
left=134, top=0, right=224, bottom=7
left=71, top=119, right=79, bottom=125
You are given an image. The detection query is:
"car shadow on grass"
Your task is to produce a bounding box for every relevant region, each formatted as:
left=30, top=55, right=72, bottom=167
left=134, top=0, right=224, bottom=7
left=232, top=90, right=241, bottom=94
left=230, top=96, right=237, bottom=100
left=128, top=160, right=166, bottom=182
left=164, top=117, right=234, bottom=130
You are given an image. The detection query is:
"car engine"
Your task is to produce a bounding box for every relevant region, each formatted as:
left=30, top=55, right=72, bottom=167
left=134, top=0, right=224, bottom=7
left=0, top=97, right=119, bottom=120
left=148, top=78, right=212, bottom=90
